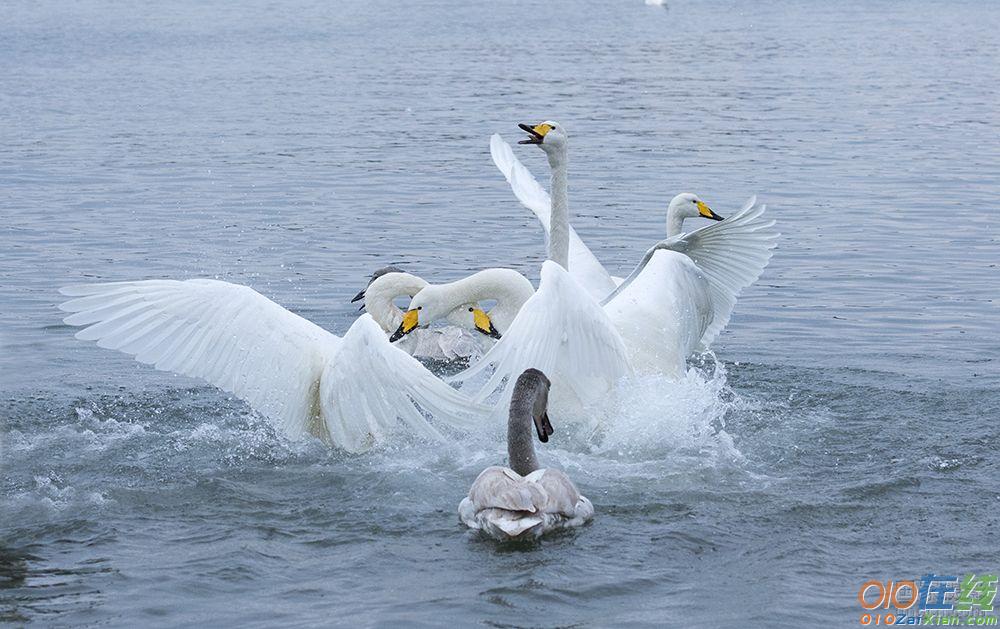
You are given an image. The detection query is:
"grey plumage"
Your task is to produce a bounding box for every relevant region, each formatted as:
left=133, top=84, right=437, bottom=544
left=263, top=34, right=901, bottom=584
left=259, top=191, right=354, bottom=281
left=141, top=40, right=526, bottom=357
left=458, top=368, right=593, bottom=540
left=351, top=265, right=406, bottom=307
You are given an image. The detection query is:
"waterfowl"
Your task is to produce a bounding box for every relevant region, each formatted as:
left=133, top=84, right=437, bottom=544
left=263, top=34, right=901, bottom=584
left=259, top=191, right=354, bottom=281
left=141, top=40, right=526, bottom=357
left=458, top=368, right=593, bottom=540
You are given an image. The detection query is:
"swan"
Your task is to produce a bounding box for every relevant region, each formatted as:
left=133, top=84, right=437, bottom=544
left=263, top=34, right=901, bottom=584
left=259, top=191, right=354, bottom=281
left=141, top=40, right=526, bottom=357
left=386, top=268, right=535, bottom=343
left=58, top=279, right=489, bottom=452
left=495, top=126, right=777, bottom=373
left=458, top=368, right=593, bottom=540
left=402, top=123, right=777, bottom=387
left=351, top=266, right=489, bottom=361
left=398, top=122, right=632, bottom=416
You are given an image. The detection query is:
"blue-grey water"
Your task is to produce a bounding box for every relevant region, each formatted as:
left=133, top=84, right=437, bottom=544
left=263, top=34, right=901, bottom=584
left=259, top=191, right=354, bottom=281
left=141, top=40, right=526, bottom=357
left=2, top=0, right=999, bottom=626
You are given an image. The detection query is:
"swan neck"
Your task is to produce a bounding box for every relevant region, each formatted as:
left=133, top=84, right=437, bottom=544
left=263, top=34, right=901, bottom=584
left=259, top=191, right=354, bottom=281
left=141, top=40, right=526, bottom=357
left=507, top=393, right=540, bottom=476
left=666, top=205, right=685, bottom=237
left=365, top=273, right=426, bottom=331
left=547, top=148, right=570, bottom=270
left=448, top=271, right=533, bottom=332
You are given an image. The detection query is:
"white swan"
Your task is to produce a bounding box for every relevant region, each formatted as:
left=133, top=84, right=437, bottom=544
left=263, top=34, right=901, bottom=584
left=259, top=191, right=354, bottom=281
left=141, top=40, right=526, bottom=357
left=386, top=268, right=535, bottom=342
left=399, top=122, right=633, bottom=416
left=489, top=133, right=618, bottom=299
left=602, top=194, right=777, bottom=358
left=352, top=266, right=489, bottom=361
left=459, top=368, right=593, bottom=540
left=58, top=279, right=488, bottom=452
left=404, top=123, right=777, bottom=386
left=496, top=128, right=777, bottom=373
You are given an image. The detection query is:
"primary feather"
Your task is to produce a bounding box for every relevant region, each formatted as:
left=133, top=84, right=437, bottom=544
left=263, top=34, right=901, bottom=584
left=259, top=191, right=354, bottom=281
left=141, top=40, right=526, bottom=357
left=59, top=279, right=488, bottom=452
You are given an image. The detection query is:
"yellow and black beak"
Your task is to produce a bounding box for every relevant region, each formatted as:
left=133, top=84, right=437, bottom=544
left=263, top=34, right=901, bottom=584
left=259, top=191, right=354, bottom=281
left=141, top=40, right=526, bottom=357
left=696, top=200, right=725, bottom=221
left=389, top=309, right=420, bottom=342
left=518, top=122, right=553, bottom=145
left=472, top=308, right=502, bottom=340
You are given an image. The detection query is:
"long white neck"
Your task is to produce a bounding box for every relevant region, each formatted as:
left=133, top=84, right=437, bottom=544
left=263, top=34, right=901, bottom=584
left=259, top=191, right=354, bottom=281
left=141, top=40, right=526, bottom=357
left=436, top=269, right=535, bottom=333
left=666, top=202, right=686, bottom=237
left=364, top=272, right=428, bottom=331
left=546, top=148, right=570, bottom=270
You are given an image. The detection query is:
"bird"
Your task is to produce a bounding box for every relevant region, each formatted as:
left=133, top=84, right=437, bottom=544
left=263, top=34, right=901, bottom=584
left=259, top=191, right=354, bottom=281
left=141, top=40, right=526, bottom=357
left=386, top=267, right=535, bottom=342
left=58, top=279, right=489, bottom=452
left=458, top=368, right=593, bottom=540
left=491, top=130, right=777, bottom=355
left=351, top=266, right=489, bottom=362
left=490, top=126, right=778, bottom=374
left=399, top=122, right=776, bottom=404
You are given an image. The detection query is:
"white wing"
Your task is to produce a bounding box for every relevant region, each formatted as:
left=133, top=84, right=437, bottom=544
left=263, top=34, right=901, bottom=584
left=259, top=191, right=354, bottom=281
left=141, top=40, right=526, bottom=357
left=605, top=198, right=778, bottom=350
left=449, top=261, right=631, bottom=415
left=317, top=314, right=488, bottom=452
left=490, top=134, right=617, bottom=301
left=603, top=250, right=713, bottom=377
left=59, top=280, right=487, bottom=451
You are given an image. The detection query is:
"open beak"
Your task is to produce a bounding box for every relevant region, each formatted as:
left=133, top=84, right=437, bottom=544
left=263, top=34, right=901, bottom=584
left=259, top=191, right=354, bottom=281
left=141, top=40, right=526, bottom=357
left=389, top=309, right=419, bottom=342
left=696, top=200, right=725, bottom=221
left=518, top=122, right=553, bottom=145
left=472, top=308, right=502, bottom=340
left=533, top=412, right=554, bottom=443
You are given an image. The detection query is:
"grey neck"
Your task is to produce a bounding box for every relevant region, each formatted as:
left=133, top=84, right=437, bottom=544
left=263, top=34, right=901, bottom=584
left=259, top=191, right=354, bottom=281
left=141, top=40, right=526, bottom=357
left=507, top=392, right=540, bottom=476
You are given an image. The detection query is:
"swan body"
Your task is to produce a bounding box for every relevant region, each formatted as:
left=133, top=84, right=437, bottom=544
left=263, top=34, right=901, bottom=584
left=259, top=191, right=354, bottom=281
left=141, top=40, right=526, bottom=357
left=603, top=196, right=777, bottom=351
left=59, top=279, right=488, bottom=452
left=490, top=131, right=778, bottom=368
left=353, top=266, right=488, bottom=361
left=416, top=127, right=777, bottom=390
left=459, top=369, right=593, bottom=540
left=603, top=250, right=712, bottom=376
left=448, top=261, right=632, bottom=417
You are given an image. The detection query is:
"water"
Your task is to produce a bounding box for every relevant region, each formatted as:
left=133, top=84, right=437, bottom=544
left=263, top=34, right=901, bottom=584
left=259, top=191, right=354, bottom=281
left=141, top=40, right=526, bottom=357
left=2, top=0, right=999, bottom=626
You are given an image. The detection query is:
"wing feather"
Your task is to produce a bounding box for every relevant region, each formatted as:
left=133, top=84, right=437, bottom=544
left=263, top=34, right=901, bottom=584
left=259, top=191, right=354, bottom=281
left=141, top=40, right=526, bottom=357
left=317, top=315, right=489, bottom=452
left=490, top=134, right=617, bottom=301
left=603, top=198, right=778, bottom=350
left=60, top=280, right=488, bottom=451
left=449, top=261, right=631, bottom=414
left=60, top=279, right=338, bottom=440
left=661, top=201, right=779, bottom=348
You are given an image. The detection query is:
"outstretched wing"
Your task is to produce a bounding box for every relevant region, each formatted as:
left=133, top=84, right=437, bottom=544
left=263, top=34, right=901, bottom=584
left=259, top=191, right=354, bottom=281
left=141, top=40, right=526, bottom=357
left=490, top=134, right=617, bottom=301
left=60, top=280, right=487, bottom=451
left=604, top=198, right=778, bottom=349
left=449, top=261, right=631, bottom=414
left=59, top=279, right=338, bottom=438
left=317, top=315, right=488, bottom=452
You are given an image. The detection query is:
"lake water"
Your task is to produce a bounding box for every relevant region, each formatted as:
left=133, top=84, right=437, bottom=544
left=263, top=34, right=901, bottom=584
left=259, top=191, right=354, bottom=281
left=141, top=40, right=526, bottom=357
left=2, top=0, right=999, bottom=626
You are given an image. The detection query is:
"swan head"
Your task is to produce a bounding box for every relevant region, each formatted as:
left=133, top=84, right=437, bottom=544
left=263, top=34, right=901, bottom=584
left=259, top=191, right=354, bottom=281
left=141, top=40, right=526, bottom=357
left=518, top=120, right=567, bottom=155
left=513, top=368, right=554, bottom=443
left=350, top=265, right=407, bottom=308
left=390, top=288, right=501, bottom=342
left=669, top=193, right=725, bottom=222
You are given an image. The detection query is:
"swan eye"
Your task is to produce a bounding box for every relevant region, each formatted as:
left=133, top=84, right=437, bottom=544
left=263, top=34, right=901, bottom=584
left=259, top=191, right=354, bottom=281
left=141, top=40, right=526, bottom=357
left=691, top=199, right=697, bottom=204
left=468, top=307, right=473, bottom=312
left=417, top=306, right=422, bottom=310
